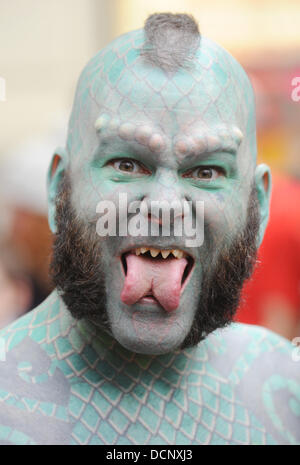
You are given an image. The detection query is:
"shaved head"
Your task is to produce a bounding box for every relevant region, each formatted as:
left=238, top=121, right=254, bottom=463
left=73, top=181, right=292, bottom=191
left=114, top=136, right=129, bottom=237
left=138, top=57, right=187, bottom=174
left=65, top=14, right=256, bottom=168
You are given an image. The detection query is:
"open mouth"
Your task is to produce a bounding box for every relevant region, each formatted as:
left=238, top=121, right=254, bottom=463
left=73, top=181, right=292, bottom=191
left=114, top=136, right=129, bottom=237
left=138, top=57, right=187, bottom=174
left=120, top=247, right=194, bottom=312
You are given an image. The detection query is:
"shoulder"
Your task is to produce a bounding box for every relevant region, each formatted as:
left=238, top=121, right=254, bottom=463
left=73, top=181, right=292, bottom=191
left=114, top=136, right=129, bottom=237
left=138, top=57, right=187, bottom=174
left=218, top=322, right=296, bottom=356
left=0, top=293, right=74, bottom=445
left=0, top=291, right=76, bottom=389
left=204, top=322, right=299, bottom=380
left=0, top=291, right=63, bottom=360
left=201, top=323, right=300, bottom=444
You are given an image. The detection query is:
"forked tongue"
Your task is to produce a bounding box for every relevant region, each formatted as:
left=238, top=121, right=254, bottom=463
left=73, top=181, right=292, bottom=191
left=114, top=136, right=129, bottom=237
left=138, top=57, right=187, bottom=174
left=121, top=253, right=188, bottom=312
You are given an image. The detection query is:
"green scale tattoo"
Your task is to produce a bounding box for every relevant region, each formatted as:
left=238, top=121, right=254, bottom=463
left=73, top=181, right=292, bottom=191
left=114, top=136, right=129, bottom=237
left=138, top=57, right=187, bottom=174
left=0, top=292, right=299, bottom=445
left=0, top=14, right=299, bottom=445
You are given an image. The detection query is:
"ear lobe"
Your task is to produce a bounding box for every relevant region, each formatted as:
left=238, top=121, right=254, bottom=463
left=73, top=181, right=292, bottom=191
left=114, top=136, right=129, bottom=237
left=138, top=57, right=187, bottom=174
left=254, top=163, right=272, bottom=246
left=47, top=147, right=68, bottom=233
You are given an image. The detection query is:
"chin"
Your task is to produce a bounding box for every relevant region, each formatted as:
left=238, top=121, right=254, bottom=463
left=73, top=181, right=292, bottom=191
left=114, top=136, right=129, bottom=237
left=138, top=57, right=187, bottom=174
left=106, top=292, right=198, bottom=355
left=111, top=326, right=188, bottom=355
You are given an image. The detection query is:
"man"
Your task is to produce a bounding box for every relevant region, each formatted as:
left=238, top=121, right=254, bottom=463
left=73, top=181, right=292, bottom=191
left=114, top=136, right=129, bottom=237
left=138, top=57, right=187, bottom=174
left=0, top=139, right=56, bottom=315
left=0, top=13, right=299, bottom=445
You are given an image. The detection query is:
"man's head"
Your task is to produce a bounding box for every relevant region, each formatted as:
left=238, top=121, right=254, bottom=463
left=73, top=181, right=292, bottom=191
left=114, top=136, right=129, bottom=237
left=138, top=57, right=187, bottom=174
left=48, top=13, right=271, bottom=354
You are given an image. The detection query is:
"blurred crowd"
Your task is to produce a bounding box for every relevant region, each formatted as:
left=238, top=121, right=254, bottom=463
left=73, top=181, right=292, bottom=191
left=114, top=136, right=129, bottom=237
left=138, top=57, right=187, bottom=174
left=0, top=125, right=66, bottom=329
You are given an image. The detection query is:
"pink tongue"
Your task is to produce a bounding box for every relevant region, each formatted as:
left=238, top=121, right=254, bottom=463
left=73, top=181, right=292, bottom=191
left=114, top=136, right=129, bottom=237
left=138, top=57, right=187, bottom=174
left=121, top=253, right=188, bottom=312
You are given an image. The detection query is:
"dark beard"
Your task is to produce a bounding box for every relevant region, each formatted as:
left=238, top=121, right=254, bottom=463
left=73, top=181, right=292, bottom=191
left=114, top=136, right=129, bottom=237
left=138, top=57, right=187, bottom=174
left=50, top=175, right=108, bottom=327
left=181, top=186, right=260, bottom=348
left=50, top=173, right=260, bottom=349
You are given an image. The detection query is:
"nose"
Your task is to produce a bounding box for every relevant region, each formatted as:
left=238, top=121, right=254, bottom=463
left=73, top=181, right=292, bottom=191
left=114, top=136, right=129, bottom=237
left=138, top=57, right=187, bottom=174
left=141, top=169, right=187, bottom=226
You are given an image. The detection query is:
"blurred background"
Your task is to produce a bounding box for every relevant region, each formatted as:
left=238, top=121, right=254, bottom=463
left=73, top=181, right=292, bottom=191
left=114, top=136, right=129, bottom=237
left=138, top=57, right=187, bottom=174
left=0, top=0, right=299, bottom=337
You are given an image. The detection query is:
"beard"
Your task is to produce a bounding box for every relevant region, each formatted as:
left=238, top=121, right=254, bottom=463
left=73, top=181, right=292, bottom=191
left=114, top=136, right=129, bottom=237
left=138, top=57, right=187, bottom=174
left=50, top=172, right=260, bottom=350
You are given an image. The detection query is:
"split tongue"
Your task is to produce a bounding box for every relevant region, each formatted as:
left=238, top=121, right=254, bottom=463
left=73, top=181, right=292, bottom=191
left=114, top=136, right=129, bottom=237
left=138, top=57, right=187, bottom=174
left=121, top=253, right=188, bottom=312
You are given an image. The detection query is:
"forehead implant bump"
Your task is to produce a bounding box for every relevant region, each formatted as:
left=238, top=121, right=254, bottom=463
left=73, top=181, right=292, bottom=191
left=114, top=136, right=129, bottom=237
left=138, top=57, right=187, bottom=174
left=174, top=136, right=197, bottom=157
left=94, top=114, right=111, bottom=132
left=149, top=133, right=165, bottom=153
left=232, top=127, right=243, bottom=145
left=94, top=114, right=166, bottom=153
left=109, top=117, right=120, bottom=131
left=173, top=126, right=244, bottom=158
left=119, top=123, right=136, bottom=141
left=135, top=125, right=153, bottom=146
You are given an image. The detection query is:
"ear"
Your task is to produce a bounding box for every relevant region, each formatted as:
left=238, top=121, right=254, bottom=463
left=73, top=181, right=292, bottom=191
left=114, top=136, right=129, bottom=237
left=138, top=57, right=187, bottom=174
left=254, top=163, right=272, bottom=246
left=47, top=147, right=68, bottom=233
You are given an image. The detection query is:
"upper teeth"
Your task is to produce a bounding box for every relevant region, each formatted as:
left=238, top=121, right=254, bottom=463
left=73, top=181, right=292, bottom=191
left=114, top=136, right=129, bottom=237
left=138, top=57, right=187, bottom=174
left=134, top=247, right=186, bottom=259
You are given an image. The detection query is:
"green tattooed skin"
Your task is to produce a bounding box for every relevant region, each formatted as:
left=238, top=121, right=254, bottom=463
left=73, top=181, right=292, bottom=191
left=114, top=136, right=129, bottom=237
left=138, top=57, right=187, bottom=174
left=0, top=14, right=299, bottom=445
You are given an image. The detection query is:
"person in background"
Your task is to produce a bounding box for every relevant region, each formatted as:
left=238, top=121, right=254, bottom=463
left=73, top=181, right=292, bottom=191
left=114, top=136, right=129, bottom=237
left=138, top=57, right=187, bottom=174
left=236, top=175, right=300, bottom=340
left=0, top=245, right=34, bottom=329
left=0, top=124, right=66, bottom=323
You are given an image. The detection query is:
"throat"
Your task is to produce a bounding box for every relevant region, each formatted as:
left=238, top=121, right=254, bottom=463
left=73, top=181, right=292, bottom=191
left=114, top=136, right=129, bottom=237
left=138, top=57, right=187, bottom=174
left=74, top=314, right=197, bottom=386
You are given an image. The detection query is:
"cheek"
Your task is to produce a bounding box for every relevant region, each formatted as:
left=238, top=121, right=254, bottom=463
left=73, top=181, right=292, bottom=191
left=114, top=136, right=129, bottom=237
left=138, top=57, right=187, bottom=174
left=200, top=191, right=247, bottom=248
left=72, top=165, right=150, bottom=221
left=70, top=182, right=100, bottom=221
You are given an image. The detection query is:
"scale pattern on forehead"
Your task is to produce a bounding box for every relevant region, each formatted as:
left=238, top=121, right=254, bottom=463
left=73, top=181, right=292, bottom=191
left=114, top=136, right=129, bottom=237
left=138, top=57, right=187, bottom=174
left=67, top=27, right=256, bottom=161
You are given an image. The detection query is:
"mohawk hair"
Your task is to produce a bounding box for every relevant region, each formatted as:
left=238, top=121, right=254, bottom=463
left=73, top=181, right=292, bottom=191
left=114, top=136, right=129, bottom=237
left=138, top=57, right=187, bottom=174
left=142, top=13, right=201, bottom=72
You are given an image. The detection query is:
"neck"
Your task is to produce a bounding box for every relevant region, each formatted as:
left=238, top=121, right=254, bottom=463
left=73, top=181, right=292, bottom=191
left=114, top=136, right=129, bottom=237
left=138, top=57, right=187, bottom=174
left=49, top=290, right=200, bottom=388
